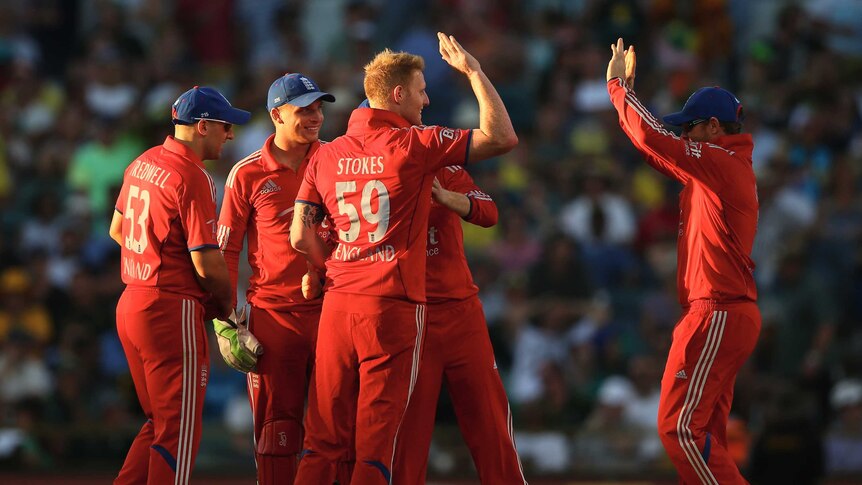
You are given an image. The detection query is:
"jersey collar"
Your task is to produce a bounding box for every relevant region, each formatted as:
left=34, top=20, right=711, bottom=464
left=346, top=107, right=412, bottom=134
left=260, top=134, right=320, bottom=172
left=162, top=136, right=204, bottom=168
left=713, top=133, right=754, bottom=162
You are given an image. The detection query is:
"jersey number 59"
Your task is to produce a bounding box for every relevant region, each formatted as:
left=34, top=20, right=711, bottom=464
left=335, top=180, right=390, bottom=243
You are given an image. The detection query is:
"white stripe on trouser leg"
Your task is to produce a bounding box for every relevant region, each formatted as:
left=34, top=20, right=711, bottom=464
left=506, top=402, right=528, bottom=484
left=387, top=304, right=425, bottom=483
left=187, top=301, right=198, bottom=484
left=175, top=300, right=197, bottom=485
left=675, top=310, right=727, bottom=485
left=677, top=310, right=725, bottom=485
left=176, top=301, right=188, bottom=484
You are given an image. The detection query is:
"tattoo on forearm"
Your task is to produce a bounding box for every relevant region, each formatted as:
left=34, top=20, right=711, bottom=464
left=300, top=204, right=324, bottom=228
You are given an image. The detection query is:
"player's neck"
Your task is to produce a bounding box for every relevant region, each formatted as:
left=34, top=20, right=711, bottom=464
left=271, top=136, right=311, bottom=171
left=172, top=133, right=206, bottom=161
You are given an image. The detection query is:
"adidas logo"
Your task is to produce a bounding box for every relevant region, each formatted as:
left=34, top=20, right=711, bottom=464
left=675, top=369, right=688, bottom=380
left=259, top=179, right=282, bottom=195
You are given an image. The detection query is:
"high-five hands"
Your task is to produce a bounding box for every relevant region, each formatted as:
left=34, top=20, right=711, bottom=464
left=607, top=38, right=636, bottom=90
left=213, top=307, right=263, bottom=373
left=438, top=32, right=481, bottom=76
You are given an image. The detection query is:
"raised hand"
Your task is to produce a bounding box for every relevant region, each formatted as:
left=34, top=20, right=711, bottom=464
left=438, top=32, right=481, bottom=76
left=607, top=37, right=633, bottom=83
left=625, top=44, right=636, bottom=90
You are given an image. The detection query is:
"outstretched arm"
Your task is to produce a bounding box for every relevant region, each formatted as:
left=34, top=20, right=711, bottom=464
left=438, top=32, right=518, bottom=163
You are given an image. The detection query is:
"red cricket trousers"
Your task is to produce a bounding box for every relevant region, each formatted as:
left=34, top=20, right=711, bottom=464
left=244, top=305, right=319, bottom=484
left=295, top=293, right=425, bottom=485
left=114, top=288, right=209, bottom=485
left=658, top=300, right=760, bottom=485
left=393, top=296, right=526, bottom=484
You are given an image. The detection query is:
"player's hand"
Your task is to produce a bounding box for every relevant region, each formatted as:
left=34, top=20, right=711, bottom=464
left=431, top=177, right=445, bottom=203
left=301, top=262, right=323, bottom=300
left=438, top=32, right=480, bottom=76
left=213, top=308, right=263, bottom=373
left=624, top=44, right=636, bottom=90
left=607, top=38, right=633, bottom=83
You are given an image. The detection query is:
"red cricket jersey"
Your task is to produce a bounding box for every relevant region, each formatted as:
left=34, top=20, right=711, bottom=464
left=218, top=135, right=336, bottom=312
left=296, top=108, right=472, bottom=302
left=608, top=78, right=758, bottom=305
left=115, top=136, right=219, bottom=301
left=426, top=165, right=498, bottom=303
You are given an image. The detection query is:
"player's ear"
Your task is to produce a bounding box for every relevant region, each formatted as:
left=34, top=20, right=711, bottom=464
left=196, top=119, right=208, bottom=136
left=393, top=85, right=403, bottom=104
left=270, top=107, right=282, bottom=125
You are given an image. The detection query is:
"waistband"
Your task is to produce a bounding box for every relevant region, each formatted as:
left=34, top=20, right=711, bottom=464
left=686, top=299, right=757, bottom=312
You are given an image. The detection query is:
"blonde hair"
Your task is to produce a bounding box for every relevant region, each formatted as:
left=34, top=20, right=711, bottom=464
left=363, top=49, right=425, bottom=106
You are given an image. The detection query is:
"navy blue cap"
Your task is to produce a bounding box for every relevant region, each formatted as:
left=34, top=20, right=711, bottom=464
left=662, top=87, right=743, bottom=126
left=172, top=86, right=251, bottom=125
left=267, top=73, right=335, bottom=111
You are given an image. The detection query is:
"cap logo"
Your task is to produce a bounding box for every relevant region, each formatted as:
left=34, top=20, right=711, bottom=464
left=300, top=77, right=315, bottom=91
left=200, top=112, right=209, bottom=117
left=273, top=96, right=281, bottom=103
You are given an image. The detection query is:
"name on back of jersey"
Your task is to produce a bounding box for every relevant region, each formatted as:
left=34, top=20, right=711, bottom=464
left=337, top=156, right=385, bottom=175
left=333, top=242, right=395, bottom=263
left=128, top=159, right=172, bottom=188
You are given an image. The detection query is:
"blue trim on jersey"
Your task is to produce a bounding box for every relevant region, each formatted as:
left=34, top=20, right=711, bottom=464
left=151, top=445, right=177, bottom=471
left=363, top=460, right=390, bottom=482
left=702, top=432, right=712, bottom=463
left=295, top=199, right=323, bottom=208
left=463, top=130, right=474, bottom=165
left=188, top=244, right=220, bottom=252
left=299, top=449, right=314, bottom=459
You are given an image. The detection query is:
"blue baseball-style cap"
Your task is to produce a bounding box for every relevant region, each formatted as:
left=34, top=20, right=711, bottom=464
left=358, top=98, right=371, bottom=108
left=267, top=73, right=336, bottom=111
left=172, top=86, right=251, bottom=125
left=662, top=87, right=743, bottom=126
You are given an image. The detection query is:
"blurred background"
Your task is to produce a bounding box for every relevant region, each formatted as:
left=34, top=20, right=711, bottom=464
left=0, top=0, right=861, bottom=483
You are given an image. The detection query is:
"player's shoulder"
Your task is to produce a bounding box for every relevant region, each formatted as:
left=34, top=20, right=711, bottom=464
left=226, top=149, right=264, bottom=189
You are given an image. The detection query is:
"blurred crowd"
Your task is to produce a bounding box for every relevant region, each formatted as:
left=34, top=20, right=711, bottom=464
left=0, top=0, right=861, bottom=482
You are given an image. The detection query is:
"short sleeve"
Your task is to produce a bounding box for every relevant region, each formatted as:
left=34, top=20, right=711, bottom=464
left=296, top=155, right=323, bottom=206
left=409, top=125, right=472, bottom=173
left=178, top=169, right=219, bottom=251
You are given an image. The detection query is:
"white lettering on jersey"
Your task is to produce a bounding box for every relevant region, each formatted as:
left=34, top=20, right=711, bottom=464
left=336, top=156, right=385, bottom=175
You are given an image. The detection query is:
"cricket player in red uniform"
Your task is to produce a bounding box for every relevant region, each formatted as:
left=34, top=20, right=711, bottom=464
left=109, top=86, right=250, bottom=485
left=216, top=73, right=336, bottom=484
left=607, top=39, right=760, bottom=484
left=290, top=32, right=517, bottom=485
left=392, top=166, right=527, bottom=484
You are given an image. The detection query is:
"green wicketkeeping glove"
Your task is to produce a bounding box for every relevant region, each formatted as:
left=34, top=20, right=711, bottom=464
left=213, top=308, right=263, bottom=373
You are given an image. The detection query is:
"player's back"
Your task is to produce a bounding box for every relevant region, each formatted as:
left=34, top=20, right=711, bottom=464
left=116, top=138, right=218, bottom=301
left=302, top=108, right=471, bottom=302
